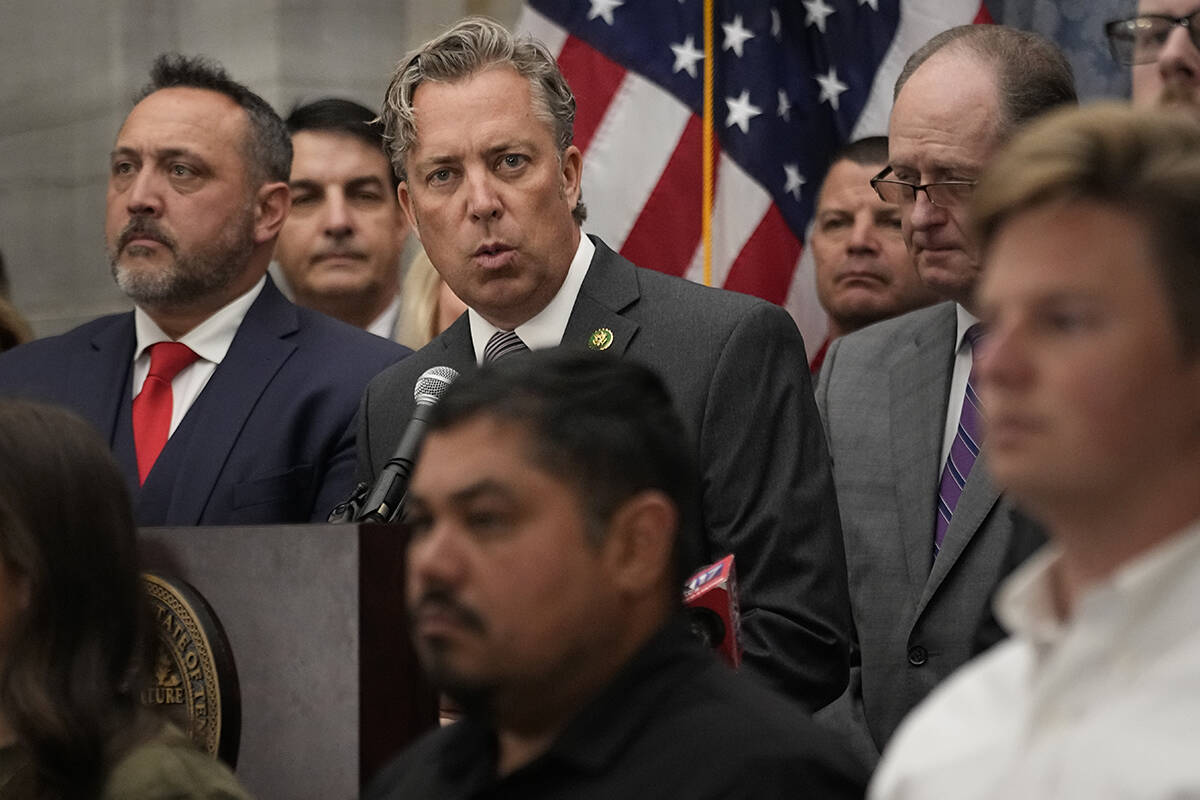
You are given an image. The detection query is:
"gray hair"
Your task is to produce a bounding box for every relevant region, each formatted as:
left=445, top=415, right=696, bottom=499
left=895, top=25, right=1077, bottom=140
left=380, top=16, right=586, bottom=224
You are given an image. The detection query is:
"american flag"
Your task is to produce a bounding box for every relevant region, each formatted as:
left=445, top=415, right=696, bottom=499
left=518, top=0, right=992, bottom=359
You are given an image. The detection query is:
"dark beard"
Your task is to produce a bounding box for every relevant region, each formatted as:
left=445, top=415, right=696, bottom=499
left=417, top=647, right=497, bottom=718
left=109, top=209, right=256, bottom=309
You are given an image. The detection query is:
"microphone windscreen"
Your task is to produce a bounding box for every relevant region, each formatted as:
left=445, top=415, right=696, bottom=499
left=413, top=366, right=459, bottom=406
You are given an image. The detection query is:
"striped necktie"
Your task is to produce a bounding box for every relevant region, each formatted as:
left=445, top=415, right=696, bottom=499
left=483, top=330, right=529, bottom=363
left=934, top=324, right=986, bottom=558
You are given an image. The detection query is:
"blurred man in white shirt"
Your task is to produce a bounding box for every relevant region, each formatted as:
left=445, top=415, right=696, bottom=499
left=871, top=103, right=1200, bottom=800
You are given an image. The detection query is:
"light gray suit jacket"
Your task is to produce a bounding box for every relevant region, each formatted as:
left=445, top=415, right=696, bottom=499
left=815, top=301, right=1041, bottom=766
left=357, top=236, right=852, bottom=711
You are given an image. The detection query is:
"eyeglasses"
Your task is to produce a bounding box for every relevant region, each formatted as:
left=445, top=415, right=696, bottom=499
left=869, top=166, right=976, bottom=209
left=1104, top=11, right=1200, bottom=66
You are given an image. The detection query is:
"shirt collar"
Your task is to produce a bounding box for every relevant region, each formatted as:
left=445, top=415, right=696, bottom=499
left=133, top=276, right=266, bottom=365
left=366, top=294, right=402, bottom=339
left=954, top=303, right=981, bottom=354
left=997, top=515, right=1200, bottom=650
left=468, top=233, right=594, bottom=365
left=438, top=616, right=706, bottom=789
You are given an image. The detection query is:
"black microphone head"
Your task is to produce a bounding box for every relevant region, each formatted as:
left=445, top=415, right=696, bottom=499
left=413, top=366, right=459, bottom=406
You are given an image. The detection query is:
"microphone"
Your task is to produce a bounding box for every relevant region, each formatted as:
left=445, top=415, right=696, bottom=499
left=683, top=554, right=742, bottom=668
left=357, top=366, right=459, bottom=523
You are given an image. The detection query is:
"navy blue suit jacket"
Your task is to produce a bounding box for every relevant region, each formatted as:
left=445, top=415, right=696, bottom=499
left=0, top=277, right=410, bottom=525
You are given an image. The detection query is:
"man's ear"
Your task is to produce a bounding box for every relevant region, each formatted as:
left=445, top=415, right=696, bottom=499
left=254, top=181, right=291, bottom=244
left=398, top=181, right=421, bottom=241
left=393, top=196, right=412, bottom=250
left=560, top=144, right=582, bottom=211
left=603, top=490, right=678, bottom=597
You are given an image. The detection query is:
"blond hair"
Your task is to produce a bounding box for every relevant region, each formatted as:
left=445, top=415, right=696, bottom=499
left=972, top=102, right=1200, bottom=353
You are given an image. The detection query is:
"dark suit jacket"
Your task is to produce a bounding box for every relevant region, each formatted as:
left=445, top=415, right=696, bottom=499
left=358, top=236, right=852, bottom=711
left=0, top=277, right=410, bottom=525
left=815, top=301, right=1043, bottom=766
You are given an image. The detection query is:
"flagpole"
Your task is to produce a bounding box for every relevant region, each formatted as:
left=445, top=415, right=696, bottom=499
left=701, top=0, right=715, bottom=287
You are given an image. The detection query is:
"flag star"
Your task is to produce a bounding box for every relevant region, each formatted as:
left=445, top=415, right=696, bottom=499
left=777, top=89, right=792, bottom=121
left=859, top=0, right=879, bottom=9
left=815, top=66, right=849, bottom=110
left=587, top=0, right=624, bottom=25
left=722, top=15, right=755, bottom=58
left=771, top=8, right=782, bottom=40
left=725, top=90, right=762, bottom=134
left=670, top=36, right=704, bottom=78
left=784, top=164, right=806, bottom=201
left=803, top=0, right=836, bottom=34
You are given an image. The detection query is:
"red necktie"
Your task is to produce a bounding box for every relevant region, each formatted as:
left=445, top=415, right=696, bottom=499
left=133, top=341, right=198, bottom=484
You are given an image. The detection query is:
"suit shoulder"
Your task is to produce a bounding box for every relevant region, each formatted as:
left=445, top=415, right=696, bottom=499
left=364, top=328, right=459, bottom=400
left=827, top=301, right=953, bottom=365
left=633, top=265, right=767, bottom=312
left=0, top=314, right=128, bottom=380
left=292, top=307, right=411, bottom=367
left=628, top=266, right=797, bottom=346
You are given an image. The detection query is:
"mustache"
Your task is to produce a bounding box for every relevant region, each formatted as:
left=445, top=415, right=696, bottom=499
left=313, top=247, right=369, bottom=262
left=117, top=218, right=176, bottom=252
left=408, top=587, right=487, bottom=634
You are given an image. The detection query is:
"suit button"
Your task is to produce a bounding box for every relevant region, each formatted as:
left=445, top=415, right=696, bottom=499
left=908, top=645, right=928, bottom=666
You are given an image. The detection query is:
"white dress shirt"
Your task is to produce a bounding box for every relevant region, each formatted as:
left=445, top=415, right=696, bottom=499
left=467, top=233, right=594, bottom=364
left=366, top=294, right=402, bottom=340
left=131, top=276, right=265, bottom=438
left=870, top=516, right=1200, bottom=800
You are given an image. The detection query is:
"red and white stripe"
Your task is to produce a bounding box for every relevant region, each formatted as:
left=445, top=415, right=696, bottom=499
left=519, top=1, right=989, bottom=358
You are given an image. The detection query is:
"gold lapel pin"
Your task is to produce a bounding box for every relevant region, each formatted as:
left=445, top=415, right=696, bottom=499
left=588, top=327, right=614, bottom=351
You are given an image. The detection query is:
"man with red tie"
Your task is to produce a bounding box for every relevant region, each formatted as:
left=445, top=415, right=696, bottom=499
left=0, top=54, right=408, bottom=525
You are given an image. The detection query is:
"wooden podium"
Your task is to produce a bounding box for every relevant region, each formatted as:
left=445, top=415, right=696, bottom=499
left=138, top=523, right=437, bottom=799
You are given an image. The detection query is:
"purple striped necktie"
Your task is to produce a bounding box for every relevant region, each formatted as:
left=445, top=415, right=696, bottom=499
left=483, top=330, right=530, bottom=363
left=934, top=324, right=987, bottom=558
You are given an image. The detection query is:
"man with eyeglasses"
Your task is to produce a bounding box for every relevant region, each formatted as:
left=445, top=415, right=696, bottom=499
left=1106, top=0, right=1200, bottom=108
left=814, top=25, right=1075, bottom=769
left=872, top=99, right=1200, bottom=800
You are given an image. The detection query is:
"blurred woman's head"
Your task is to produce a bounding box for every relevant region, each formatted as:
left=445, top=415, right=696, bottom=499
left=0, top=399, right=150, bottom=796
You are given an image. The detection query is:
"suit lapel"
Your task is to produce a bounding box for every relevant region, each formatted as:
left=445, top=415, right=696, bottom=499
left=920, top=452, right=1002, bottom=607
left=72, top=316, right=139, bottom=486
left=152, top=280, right=298, bottom=525
left=562, top=237, right=640, bottom=355
left=435, top=315, right=479, bottom=377
left=71, top=315, right=136, bottom=443
left=891, top=304, right=956, bottom=601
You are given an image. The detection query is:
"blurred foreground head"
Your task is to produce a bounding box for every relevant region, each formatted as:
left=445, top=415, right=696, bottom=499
left=0, top=399, right=149, bottom=796
left=972, top=103, right=1200, bottom=562
left=403, top=350, right=698, bottom=717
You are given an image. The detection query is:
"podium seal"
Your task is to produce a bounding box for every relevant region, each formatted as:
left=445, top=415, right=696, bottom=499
left=141, top=573, right=241, bottom=766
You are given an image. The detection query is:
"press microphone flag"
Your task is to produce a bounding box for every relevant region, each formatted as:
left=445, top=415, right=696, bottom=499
left=683, top=554, right=742, bottom=668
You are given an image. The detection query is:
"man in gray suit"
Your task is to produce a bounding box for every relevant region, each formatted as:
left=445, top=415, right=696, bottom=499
left=357, top=17, right=851, bottom=711
left=816, top=25, right=1075, bottom=766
